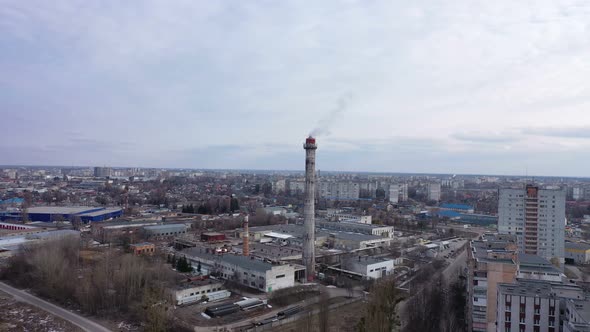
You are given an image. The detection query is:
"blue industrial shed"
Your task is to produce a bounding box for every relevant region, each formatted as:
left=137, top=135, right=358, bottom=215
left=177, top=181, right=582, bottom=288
left=0, top=206, right=123, bottom=223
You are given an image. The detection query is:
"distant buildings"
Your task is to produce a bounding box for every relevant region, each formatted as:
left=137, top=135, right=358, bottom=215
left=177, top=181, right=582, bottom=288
left=93, top=166, right=112, bottom=178
left=498, top=185, right=566, bottom=263
left=0, top=206, right=123, bottom=223
left=428, top=183, right=441, bottom=202
left=144, top=224, right=188, bottom=238
left=319, top=181, right=360, bottom=200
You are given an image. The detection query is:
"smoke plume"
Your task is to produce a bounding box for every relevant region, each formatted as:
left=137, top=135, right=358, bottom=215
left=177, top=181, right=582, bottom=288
left=310, top=93, right=353, bottom=137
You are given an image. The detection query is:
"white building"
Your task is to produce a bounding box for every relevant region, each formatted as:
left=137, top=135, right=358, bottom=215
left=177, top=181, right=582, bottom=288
left=428, top=183, right=441, bottom=202
left=565, top=242, right=590, bottom=264
left=183, top=250, right=295, bottom=293
left=346, top=256, right=394, bottom=279
left=389, top=185, right=399, bottom=203
left=498, top=185, right=566, bottom=263
left=319, top=181, right=360, bottom=200
left=496, top=282, right=559, bottom=332
left=399, top=184, right=409, bottom=202
left=170, top=279, right=225, bottom=305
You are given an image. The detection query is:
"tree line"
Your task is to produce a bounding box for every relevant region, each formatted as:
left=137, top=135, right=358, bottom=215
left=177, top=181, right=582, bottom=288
left=1, top=237, right=185, bottom=332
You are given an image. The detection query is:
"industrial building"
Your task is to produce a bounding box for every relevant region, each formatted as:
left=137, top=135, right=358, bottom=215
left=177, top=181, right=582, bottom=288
left=129, top=242, right=155, bottom=255
left=183, top=249, right=297, bottom=292
left=1, top=206, right=123, bottom=223
left=144, top=224, right=188, bottom=238
left=565, top=242, right=590, bottom=264
left=345, top=256, right=394, bottom=279
left=201, top=232, right=226, bottom=242
left=169, top=278, right=226, bottom=306
left=316, top=220, right=394, bottom=238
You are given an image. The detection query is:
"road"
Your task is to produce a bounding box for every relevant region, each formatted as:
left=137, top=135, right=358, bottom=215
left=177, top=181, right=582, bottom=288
left=0, top=281, right=111, bottom=332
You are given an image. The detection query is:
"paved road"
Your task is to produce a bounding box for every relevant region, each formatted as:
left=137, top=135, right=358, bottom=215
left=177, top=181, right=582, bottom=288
left=0, top=281, right=111, bottom=332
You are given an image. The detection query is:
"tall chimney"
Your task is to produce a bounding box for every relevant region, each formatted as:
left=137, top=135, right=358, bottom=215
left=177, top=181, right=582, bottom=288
left=303, top=136, right=317, bottom=281
left=243, top=215, right=249, bottom=256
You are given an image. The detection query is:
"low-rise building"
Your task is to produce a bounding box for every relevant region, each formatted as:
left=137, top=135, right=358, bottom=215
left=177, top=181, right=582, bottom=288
left=345, top=256, right=394, bottom=279
left=183, top=249, right=296, bottom=293
left=170, top=278, right=225, bottom=306
left=565, top=242, right=590, bottom=264
left=201, top=232, right=226, bottom=242
left=130, top=242, right=155, bottom=255
left=144, top=224, right=187, bottom=238
left=316, top=220, right=394, bottom=238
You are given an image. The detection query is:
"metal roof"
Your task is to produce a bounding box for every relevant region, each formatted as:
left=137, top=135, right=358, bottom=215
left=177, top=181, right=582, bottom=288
left=184, top=249, right=275, bottom=273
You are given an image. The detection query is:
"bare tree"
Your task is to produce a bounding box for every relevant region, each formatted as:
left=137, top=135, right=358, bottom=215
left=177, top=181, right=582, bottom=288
left=318, top=290, right=330, bottom=332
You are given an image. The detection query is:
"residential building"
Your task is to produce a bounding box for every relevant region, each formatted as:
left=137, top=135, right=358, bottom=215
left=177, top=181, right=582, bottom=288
left=498, top=185, right=566, bottom=263
left=428, top=183, right=441, bottom=202
left=467, top=234, right=518, bottom=332
left=496, top=281, right=559, bottom=332
left=319, top=181, right=360, bottom=200
left=564, top=297, right=590, bottom=332
left=399, top=183, right=409, bottom=202
left=565, top=242, right=590, bottom=264
left=93, top=166, right=112, bottom=178
left=389, top=185, right=399, bottom=203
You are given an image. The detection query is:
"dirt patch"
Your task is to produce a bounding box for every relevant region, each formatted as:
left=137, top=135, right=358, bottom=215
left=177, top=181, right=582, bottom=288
left=0, top=290, right=82, bottom=332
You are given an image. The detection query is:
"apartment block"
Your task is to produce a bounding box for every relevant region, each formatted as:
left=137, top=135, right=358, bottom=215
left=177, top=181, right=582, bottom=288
left=498, top=185, right=566, bottom=263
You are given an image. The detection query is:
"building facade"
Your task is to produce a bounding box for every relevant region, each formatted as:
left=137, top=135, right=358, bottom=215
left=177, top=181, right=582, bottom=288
left=498, top=185, right=566, bottom=263
left=565, top=242, right=590, bottom=265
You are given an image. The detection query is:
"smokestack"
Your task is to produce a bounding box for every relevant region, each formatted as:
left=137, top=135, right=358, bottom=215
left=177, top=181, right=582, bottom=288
left=243, top=215, right=249, bottom=256
left=303, top=136, right=317, bottom=281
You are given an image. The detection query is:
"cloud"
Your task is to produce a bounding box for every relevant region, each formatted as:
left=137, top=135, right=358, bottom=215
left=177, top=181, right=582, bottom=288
left=2, top=1, right=590, bottom=175
left=451, top=132, right=521, bottom=144
left=521, top=126, right=590, bottom=139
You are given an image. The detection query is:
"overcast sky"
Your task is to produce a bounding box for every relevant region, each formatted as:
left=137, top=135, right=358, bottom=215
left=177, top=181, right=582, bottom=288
left=2, top=1, right=590, bottom=176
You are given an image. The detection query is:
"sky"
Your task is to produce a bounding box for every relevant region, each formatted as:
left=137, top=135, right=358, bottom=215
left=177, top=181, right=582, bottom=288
left=2, top=1, right=590, bottom=176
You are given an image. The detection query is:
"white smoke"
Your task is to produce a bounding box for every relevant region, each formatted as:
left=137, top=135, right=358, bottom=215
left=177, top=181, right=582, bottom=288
left=309, top=93, right=353, bottom=137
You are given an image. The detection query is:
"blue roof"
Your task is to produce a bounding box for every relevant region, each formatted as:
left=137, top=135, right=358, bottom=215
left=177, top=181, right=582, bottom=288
left=440, top=203, right=473, bottom=211
left=438, top=210, right=462, bottom=218
left=0, top=198, right=24, bottom=205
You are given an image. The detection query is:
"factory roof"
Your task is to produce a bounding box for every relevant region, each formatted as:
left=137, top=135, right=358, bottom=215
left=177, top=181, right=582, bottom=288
left=327, top=231, right=388, bottom=242
left=352, top=256, right=394, bottom=267
left=144, top=224, right=186, bottom=231
left=440, top=203, right=473, bottom=211
left=183, top=249, right=276, bottom=273
left=27, top=206, right=95, bottom=214
left=566, top=242, right=590, bottom=251
left=130, top=242, right=154, bottom=247
left=264, top=232, right=293, bottom=239
left=79, top=207, right=122, bottom=217
left=26, top=230, right=80, bottom=240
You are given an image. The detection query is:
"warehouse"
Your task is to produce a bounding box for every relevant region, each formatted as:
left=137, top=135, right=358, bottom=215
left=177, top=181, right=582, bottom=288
left=201, top=232, right=226, bottom=242
left=1, top=206, right=123, bottom=223
left=144, top=224, right=187, bottom=238
left=183, top=249, right=296, bottom=293
left=170, top=278, right=226, bottom=306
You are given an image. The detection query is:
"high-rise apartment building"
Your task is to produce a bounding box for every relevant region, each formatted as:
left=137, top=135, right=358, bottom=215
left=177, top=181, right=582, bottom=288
left=428, top=183, right=441, bottom=202
left=93, top=166, right=112, bottom=178
left=498, top=185, right=565, bottom=263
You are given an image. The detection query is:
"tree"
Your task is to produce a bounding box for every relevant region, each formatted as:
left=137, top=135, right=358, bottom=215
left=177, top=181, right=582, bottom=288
left=71, top=215, right=82, bottom=230
left=318, top=290, right=330, bottom=332
left=230, top=198, right=240, bottom=212
left=356, top=277, right=400, bottom=332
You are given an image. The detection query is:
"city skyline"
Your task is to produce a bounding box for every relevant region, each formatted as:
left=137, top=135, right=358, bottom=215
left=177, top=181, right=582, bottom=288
left=3, top=1, right=590, bottom=176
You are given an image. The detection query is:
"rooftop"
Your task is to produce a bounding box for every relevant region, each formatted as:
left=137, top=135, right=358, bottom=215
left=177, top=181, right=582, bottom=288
left=183, top=249, right=277, bottom=273
left=566, top=242, right=590, bottom=251
left=498, top=280, right=554, bottom=297
left=144, top=224, right=187, bottom=231
left=440, top=203, right=473, bottom=210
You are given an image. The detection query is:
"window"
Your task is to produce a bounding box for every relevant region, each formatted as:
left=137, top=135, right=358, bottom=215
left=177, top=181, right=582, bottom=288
left=276, top=274, right=285, bottom=279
